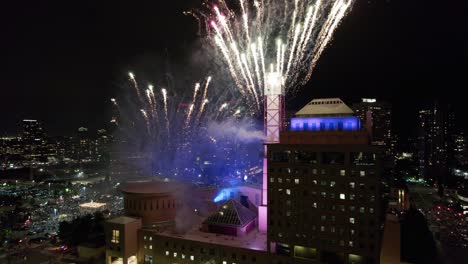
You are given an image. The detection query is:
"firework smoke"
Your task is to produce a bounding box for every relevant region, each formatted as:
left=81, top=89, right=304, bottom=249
left=112, top=71, right=262, bottom=182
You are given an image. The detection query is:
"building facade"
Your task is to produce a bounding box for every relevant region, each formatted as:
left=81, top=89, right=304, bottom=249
left=417, top=103, right=456, bottom=183
left=105, top=98, right=383, bottom=264
left=352, top=99, right=392, bottom=149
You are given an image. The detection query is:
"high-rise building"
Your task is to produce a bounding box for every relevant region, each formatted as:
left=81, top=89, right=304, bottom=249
left=417, top=103, right=456, bottom=183
left=352, top=99, right=392, bottom=149
left=104, top=98, right=383, bottom=264
left=268, top=98, right=382, bottom=263
left=22, top=119, right=47, bottom=161
left=454, top=133, right=467, bottom=166
left=77, top=127, right=93, bottom=162
left=352, top=99, right=395, bottom=170
left=22, top=119, right=45, bottom=144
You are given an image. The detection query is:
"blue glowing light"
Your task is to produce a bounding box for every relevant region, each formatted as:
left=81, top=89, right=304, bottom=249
left=213, top=187, right=238, bottom=203
left=290, top=117, right=361, bottom=132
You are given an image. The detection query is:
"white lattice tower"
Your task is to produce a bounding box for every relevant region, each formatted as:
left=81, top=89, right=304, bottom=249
left=259, top=72, right=284, bottom=233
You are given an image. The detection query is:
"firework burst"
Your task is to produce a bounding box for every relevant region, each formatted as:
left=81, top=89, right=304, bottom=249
left=189, top=0, right=355, bottom=110
left=111, top=72, right=261, bottom=179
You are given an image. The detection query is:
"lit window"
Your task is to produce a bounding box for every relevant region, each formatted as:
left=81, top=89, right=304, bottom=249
left=182, top=254, right=185, bottom=259
left=144, top=236, right=147, bottom=241
left=149, top=245, right=152, bottom=249
left=313, top=202, right=317, bottom=208
left=312, top=180, right=317, bottom=185
left=144, top=245, right=147, bottom=249
left=149, top=236, right=152, bottom=241
left=223, top=261, right=227, bottom=264
left=294, top=178, right=299, bottom=184
left=144, top=255, right=153, bottom=264
left=330, top=181, right=336, bottom=187
left=321, top=226, right=325, bottom=232
left=321, top=192, right=326, bottom=198
left=360, top=171, right=366, bottom=177
left=359, top=207, right=365, bottom=213
left=174, top=252, right=177, bottom=257
left=278, top=178, right=283, bottom=183
left=339, top=193, right=346, bottom=200
left=349, top=182, right=355, bottom=188
left=270, top=177, right=274, bottom=183
left=350, top=229, right=355, bottom=235
left=190, top=255, right=194, bottom=261
left=350, top=194, right=355, bottom=200
left=349, top=217, right=355, bottom=224
left=369, top=208, right=374, bottom=214
left=286, top=189, right=291, bottom=195
left=349, top=241, right=354, bottom=247
left=111, top=230, right=119, bottom=243
left=340, top=170, right=346, bottom=176
left=166, top=251, right=170, bottom=256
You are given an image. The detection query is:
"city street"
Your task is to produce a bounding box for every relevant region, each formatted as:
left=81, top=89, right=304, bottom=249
left=409, top=183, right=468, bottom=264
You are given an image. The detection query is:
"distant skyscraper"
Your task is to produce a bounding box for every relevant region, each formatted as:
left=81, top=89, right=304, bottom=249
left=417, top=102, right=455, bottom=183
left=22, top=119, right=47, bottom=161
left=353, top=99, right=393, bottom=159
left=77, top=127, right=93, bottom=162
left=22, top=119, right=45, bottom=144
left=454, top=133, right=467, bottom=166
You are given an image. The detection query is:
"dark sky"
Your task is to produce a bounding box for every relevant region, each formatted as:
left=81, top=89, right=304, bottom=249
left=1, top=0, right=467, bottom=138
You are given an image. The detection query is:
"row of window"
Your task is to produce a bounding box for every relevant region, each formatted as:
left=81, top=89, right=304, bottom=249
left=125, top=199, right=176, bottom=211
left=271, top=189, right=376, bottom=202
left=161, top=241, right=260, bottom=262
left=271, top=204, right=376, bottom=215
left=270, top=151, right=376, bottom=166
left=269, top=168, right=374, bottom=178
left=275, top=234, right=374, bottom=250
left=270, top=177, right=375, bottom=191
left=162, top=250, right=258, bottom=263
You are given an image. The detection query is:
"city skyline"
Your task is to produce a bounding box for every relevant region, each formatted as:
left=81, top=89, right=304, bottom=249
left=1, top=1, right=468, bottom=263
left=1, top=0, right=467, bottom=135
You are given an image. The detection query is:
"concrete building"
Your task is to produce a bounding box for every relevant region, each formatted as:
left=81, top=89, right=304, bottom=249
left=268, top=98, right=382, bottom=263
left=105, top=98, right=383, bottom=264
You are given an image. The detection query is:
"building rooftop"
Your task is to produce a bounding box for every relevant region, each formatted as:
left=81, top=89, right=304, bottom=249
left=147, top=214, right=267, bottom=251
left=108, top=216, right=140, bottom=225
left=295, top=98, right=354, bottom=117
left=119, top=181, right=183, bottom=195
left=203, top=199, right=256, bottom=227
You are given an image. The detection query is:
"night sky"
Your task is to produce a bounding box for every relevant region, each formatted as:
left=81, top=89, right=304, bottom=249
left=1, top=0, right=467, bottom=139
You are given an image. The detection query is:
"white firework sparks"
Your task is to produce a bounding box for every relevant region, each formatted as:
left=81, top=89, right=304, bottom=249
left=190, top=0, right=355, bottom=110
